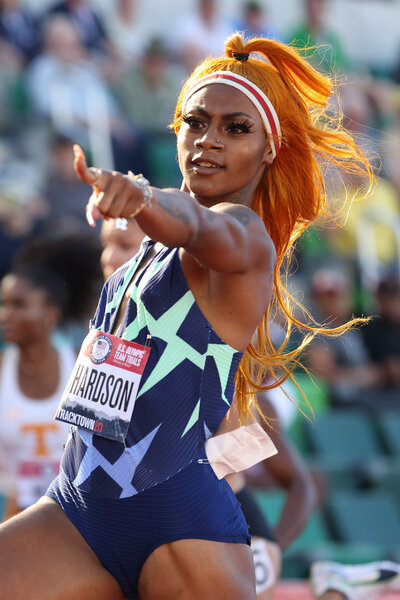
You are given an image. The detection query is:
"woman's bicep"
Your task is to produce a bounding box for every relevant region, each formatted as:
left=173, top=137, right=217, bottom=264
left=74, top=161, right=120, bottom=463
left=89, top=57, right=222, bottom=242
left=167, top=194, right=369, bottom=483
left=184, top=204, right=276, bottom=274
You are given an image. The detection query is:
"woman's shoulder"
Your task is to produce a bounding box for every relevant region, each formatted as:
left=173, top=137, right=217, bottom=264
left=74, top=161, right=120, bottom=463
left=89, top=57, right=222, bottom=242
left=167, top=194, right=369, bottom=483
left=0, top=346, right=16, bottom=377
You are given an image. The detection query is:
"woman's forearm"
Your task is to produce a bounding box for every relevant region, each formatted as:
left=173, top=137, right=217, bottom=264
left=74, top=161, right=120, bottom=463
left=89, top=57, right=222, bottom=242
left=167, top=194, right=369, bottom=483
left=135, top=187, right=203, bottom=249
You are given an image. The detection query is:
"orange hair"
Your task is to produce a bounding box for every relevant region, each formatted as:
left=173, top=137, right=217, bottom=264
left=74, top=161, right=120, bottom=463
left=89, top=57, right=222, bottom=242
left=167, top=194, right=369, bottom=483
left=172, top=33, right=376, bottom=422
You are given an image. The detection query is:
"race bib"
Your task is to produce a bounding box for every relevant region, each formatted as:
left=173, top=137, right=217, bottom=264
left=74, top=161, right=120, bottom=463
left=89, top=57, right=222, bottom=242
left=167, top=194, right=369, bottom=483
left=55, top=330, right=151, bottom=442
left=251, top=538, right=276, bottom=593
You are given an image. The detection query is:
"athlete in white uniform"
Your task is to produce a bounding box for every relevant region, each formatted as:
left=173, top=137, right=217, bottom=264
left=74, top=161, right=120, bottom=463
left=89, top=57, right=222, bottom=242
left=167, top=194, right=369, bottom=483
left=0, top=344, right=74, bottom=512
left=0, top=266, right=75, bottom=518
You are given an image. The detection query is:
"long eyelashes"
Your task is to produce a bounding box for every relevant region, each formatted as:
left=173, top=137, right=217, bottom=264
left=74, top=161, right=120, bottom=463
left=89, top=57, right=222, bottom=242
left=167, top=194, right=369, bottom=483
left=182, top=115, right=254, bottom=134
left=227, top=120, right=253, bottom=134
left=182, top=115, right=203, bottom=129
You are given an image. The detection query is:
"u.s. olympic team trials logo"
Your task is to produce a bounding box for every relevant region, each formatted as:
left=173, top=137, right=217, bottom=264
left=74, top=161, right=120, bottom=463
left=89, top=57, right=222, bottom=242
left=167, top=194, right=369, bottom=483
left=90, top=334, right=113, bottom=364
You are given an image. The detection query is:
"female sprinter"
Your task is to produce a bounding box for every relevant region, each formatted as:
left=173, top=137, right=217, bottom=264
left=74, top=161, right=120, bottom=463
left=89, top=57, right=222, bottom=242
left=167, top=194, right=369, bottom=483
left=0, top=266, right=74, bottom=518
left=0, top=32, right=374, bottom=600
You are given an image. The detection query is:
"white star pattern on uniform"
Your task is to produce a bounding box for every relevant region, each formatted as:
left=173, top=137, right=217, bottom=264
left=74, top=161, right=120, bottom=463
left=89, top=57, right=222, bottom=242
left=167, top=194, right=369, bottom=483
left=70, top=425, right=161, bottom=498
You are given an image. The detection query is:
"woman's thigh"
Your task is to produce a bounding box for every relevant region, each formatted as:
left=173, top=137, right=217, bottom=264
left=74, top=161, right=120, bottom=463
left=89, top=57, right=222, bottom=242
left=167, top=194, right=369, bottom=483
left=138, top=538, right=256, bottom=600
left=0, top=497, right=126, bottom=600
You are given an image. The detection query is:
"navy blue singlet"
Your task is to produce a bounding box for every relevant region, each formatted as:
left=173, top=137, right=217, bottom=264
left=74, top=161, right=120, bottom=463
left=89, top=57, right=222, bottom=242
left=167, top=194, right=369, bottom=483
left=47, top=239, right=250, bottom=599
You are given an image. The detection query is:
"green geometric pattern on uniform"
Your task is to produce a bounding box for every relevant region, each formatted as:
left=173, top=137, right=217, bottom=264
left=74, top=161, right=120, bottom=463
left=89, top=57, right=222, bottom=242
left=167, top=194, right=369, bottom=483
left=181, top=399, right=201, bottom=437
left=136, top=290, right=206, bottom=396
left=207, top=343, right=238, bottom=406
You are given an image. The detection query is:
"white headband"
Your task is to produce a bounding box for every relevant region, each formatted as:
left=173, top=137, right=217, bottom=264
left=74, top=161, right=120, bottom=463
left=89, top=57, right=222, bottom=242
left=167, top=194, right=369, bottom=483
left=181, top=71, right=281, bottom=158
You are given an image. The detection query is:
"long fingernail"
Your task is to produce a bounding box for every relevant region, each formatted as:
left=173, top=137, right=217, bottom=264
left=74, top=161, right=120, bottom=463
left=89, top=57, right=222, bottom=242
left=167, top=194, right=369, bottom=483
left=86, top=210, right=95, bottom=227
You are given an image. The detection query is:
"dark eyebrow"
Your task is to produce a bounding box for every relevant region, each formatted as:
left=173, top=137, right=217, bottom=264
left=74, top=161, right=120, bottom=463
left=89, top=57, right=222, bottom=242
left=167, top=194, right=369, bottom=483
left=189, top=105, right=255, bottom=120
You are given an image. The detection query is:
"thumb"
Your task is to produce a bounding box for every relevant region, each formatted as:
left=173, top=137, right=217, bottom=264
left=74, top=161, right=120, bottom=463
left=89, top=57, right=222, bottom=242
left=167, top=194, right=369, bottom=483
left=73, top=144, right=101, bottom=187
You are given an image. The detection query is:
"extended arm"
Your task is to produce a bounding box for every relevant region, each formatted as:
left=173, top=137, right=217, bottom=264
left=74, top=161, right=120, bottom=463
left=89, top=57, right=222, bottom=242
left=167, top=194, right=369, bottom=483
left=74, top=146, right=275, bottom=276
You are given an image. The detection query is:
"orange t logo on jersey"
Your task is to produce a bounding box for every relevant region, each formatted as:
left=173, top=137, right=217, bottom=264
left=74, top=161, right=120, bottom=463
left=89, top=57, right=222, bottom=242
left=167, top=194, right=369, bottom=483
left=20, top=423, right=60, bottom=456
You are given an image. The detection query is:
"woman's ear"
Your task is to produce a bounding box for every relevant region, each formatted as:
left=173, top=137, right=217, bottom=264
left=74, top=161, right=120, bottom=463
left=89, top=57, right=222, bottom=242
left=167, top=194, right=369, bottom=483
left=263, top=146, right=274, bottom=166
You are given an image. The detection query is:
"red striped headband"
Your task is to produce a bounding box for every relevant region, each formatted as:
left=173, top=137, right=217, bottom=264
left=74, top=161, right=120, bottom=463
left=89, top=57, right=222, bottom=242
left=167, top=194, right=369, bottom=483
left=181, top=71, right=281, bottom=158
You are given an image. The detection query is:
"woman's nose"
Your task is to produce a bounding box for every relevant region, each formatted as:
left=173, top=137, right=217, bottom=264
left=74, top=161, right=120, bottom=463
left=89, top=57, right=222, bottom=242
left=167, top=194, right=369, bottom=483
left=194, top=129, right=223, bottom=150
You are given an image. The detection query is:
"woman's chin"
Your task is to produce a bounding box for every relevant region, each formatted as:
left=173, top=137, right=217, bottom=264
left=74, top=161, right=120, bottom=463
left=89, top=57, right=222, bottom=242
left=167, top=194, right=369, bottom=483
left=187, top=181, right=229, bottom=203
left=1, top=333, right=17, bottom=344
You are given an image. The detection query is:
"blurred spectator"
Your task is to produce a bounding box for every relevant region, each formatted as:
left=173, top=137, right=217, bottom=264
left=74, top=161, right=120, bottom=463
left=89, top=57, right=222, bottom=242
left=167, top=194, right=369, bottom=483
left=0, top=155, right=47, bottom=280
left=234, top=0, right=283, bottom=42
left=297, top=80, right=398, bottom=291
left=167, top=0, right=232, bottom=73
left=362, top=273, right=400, bottom=391
left=111, top=36, right=183, bottom=186
left=304, top=268, right=383, bottom=407
left=309, top=177, right=400, bottom=294
left=0, top=0, right=40, bottom=138
left=112, top=37, right=184, bottom=135
left=46, top=0, right=108, bottom=57
left=383, top=84, right=400, bottom=199
left=14, top=230, right=103, bottom=349
left=0, top=44, right=28, bottom=136
left=43, top=134, right=92, bottom=230
left=0, top=0, right=41, bottom=65
left=102, top=0, right=146, bottom=69
left=25, top=14, right=150, bottom=175
left=0, top=265, right=73, bottom=519
left=288, top=0, right=350, bottom=74
left=26, top=15, right=109, bottom=142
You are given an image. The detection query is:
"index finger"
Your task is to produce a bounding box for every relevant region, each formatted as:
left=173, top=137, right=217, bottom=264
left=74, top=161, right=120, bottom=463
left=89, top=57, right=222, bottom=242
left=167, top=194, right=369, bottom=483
left=73, top=144, right=102, bottom=188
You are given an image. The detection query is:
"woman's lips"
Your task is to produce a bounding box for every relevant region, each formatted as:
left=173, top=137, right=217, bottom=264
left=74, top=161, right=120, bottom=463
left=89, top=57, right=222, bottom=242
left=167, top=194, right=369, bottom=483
left=191, top=158, right=224, bottom=175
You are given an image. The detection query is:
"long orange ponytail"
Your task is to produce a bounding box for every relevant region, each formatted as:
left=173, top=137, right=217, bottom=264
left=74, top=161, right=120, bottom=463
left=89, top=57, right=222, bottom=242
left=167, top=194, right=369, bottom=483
left=172, top=33, right=376, bottom=422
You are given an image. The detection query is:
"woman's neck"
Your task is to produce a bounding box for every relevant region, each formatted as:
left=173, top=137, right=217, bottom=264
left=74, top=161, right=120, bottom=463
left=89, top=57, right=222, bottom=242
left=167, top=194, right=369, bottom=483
left=18, top=338, right=55, bottom=375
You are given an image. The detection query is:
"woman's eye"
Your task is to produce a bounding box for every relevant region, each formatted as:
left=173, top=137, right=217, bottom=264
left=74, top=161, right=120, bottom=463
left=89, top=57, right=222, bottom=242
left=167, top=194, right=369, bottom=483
left=182, top=116, right=204, bottom=129
left=226, top=121, right=252, bottom=134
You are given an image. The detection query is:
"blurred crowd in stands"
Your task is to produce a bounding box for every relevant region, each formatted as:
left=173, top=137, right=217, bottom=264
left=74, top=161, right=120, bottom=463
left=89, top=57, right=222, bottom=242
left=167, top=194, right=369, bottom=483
left=0, top=0, right=399, bottom=574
